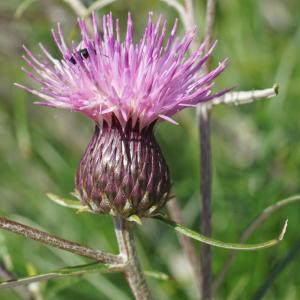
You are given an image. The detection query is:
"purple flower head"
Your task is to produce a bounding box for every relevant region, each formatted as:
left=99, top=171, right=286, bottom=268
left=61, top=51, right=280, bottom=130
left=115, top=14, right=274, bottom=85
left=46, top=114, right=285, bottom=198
left=17, top=12, right=227, bottom=130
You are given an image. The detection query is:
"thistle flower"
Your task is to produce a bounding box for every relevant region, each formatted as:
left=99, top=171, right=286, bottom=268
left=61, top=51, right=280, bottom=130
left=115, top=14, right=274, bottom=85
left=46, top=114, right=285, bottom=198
left=17, top=12, right=227, bottom=218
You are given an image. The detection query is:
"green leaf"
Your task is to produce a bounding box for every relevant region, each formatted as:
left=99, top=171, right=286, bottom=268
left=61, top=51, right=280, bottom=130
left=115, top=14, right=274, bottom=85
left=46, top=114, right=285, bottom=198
left=127, top=215, right=143, bottom=225
left=0, top=262, right=124, bottom=289
left=154, top=216, right=288, bottom=251
left=46, top=193, right=91, bottom=212
left=144, top=270, right=170, bottom=281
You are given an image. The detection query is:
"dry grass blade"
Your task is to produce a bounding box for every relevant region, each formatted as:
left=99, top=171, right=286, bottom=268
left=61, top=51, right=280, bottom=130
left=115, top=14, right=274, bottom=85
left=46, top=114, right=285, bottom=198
left=211, top=84, right=279, bottom=106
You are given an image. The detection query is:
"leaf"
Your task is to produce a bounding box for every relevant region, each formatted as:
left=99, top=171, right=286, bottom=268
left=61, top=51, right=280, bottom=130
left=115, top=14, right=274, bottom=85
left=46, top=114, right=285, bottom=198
left=46, top=193, right=91, bottom=212
left=127, top=215, right=143, bottom=225
left=144, top=270, right=170, bottom=281
left=0, top=262, right=123, bottom=289
left=154, top=215, right=288, bottom=251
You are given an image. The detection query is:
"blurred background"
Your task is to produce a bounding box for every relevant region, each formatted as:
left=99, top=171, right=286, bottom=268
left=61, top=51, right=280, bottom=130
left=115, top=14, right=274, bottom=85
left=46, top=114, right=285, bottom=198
left=0, top=0, right=300, bottom=299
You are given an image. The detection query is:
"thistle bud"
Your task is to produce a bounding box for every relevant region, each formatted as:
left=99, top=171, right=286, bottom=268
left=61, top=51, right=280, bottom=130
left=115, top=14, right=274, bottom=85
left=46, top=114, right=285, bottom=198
left=75, top=117, right=171, bottom=217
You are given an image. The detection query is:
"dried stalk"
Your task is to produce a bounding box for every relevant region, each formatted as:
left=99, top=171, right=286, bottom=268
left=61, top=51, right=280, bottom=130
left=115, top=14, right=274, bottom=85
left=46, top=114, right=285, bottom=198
left=197, top=103, right=213, bottom=300
left=113, top=217, right=152, bottom=300
left=211, top=84, right=279, bottom=106
left=196, top=1, right=216, bottom=299
left=0, top=217, right=121, bottom=264
left=213, top=195, right=300, bottom=293
left=167, top=198, right=202, bottom=296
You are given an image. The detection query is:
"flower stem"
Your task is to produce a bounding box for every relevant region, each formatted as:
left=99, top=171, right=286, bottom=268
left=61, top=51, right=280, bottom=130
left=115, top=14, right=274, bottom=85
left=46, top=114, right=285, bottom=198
left=113, top=216, right=152, bottom=300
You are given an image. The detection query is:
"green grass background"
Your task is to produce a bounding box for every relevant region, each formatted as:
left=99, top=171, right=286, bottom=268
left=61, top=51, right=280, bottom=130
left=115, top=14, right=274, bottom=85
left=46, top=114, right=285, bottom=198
left=0, top=0, right=300, bottom=299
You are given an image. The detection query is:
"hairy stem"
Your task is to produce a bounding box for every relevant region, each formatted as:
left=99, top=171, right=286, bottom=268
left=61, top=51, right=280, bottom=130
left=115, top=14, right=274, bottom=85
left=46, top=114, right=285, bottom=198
left=113, top=217, right=152, bottom=300
left=167, top=198, right=202, bottom=297
left=0, top=217, right=121, bottom=264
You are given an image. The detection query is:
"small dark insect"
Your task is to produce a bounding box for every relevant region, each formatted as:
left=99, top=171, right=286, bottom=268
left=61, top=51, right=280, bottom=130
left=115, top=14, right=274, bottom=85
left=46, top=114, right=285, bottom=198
left=69, top=48, right=108, bottom=65
left=69, top=48, right=91, bottom=65
left=69, top=30, right=105, bottom=65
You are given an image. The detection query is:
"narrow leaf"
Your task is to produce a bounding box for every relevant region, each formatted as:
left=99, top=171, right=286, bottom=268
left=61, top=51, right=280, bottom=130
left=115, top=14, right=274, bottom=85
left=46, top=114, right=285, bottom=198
left=144, top=270, right=170, bottom=281
left=0, top=262, right=124, bottom=289
left=154, top=216, right=288, bottom=251
left=127, top=215, right=143, bottom=225
left=46, top=193, right=91, bottom=212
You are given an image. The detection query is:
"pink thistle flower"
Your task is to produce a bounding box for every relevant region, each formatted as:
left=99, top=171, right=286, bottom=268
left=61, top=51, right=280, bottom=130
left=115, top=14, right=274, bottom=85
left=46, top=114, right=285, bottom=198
left=16, top=12, right=227, bottom=129
left=16, top=12, right=228, bottom=218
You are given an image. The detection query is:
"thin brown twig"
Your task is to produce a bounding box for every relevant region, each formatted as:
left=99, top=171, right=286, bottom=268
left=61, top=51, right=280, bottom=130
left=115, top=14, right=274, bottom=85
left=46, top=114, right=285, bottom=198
left=167, top=198, right=202, bottom=297
left=197, top=104, right=212, bottom=300
left=196, top=1, right=216, bottom=299
left=212, top=195, right=300, bottom=293
left=0, top=217, right=122, bottom=264
left=113, top=217, right=152, bottom=300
